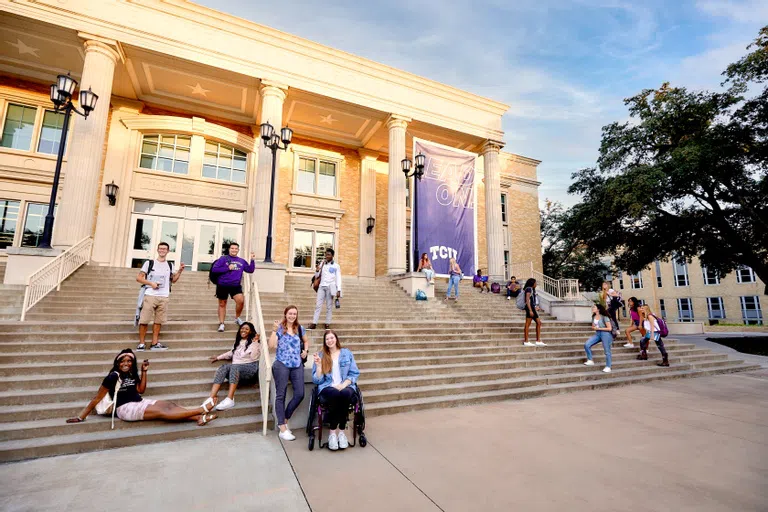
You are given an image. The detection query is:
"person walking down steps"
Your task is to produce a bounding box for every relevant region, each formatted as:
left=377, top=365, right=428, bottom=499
left=309, top=248, right=342, bottom=330
left=210, top=242, right=256, bottom=333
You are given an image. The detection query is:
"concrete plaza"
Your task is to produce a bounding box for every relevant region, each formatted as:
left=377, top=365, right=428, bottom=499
left=2, top=371, right=766, bottom=511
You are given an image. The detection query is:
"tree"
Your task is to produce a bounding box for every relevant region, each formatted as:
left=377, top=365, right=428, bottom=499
left=541, top=199, right=610, bottom=291
left=566, top=26, right=768, bottom=293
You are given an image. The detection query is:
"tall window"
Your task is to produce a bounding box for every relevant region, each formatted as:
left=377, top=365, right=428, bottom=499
left=292, top=229, right=334, bottom=269
left=21, top=203, right=51, bottom=247
left=139, top=134, right=191, bottom=174
left=659, top=299, right=667, bottom=319
left=504, top=250, right=510, bottom=279
left=630, top=272, right=643, bottom=289
left=500, top=193, right=507, bottom=223
left=702, top=266, right=720, bottom=285
left=673, top=257, right=689, bottom=286
left=736, top=266, right=756, bottom=283
left=203, top=141, right=247, bottom=183
left=37, top=110, right=66, bottom=155
left=655, top=260, right=663, bottom=287
left=740, top=296, right=762, bottom=325
left=706, top=297, right=725, bottom=320
left=677, top=298, right=694, bottom=322
left=405, top=177, right=411, bottom=208
left=0, top=199, right=20, bottom=249
left=617, top=270, right=624, bottom=290
left=1, top=103, right=36, bottom=150
left=296, top=156, right=337, bottom=196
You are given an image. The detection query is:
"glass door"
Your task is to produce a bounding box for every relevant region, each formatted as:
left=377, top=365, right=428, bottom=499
left=191, top=222, right=243, bottom=271
left=127, top=214, right=182, bottom=268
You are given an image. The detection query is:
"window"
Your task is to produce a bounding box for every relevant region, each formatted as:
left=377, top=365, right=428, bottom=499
left=500, top=193, right=507, bottom=223
left=740, top=296, right=763, bottom=325
left=677, top=298, right=694, bottom=322
left=295, top=156, right=336, bottom=196
left=1, top=103, right=36, bottom=150
left=736, top=266, right=756, bottom=283
left=292, top=229, right=334, bottom=269
left=673, top=257, right=689, bottom=286
left=707, top=297, right=725, bottom=320
left=504, top=250, right=510, bottom=279
left=203, top=141, right=247, bottom=183
left=617, top=270, right=624, bottom=290
left=139, top=134, right=191, bottom=174
left=37, top=110, right=66, bottom=155
left=405, top=176, right=411, bottom=208
left=659, top=299, right=667, bottom=319
left=21, top=203, right=53, bottom=248
left=655, top=260, right=663, bottom=287
left=702, top=266, right=720, bottom=285
left=405, top=239, right=411, bottom=271
left=0, top=199, right=20, bottom=249
left=630, top=272, right=643, bottom=289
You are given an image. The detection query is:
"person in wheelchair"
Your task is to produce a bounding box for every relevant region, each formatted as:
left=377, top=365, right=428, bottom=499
left=311, top=330, right=360, bottom=450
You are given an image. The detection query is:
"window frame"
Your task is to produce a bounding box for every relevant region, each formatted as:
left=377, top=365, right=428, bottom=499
left=292, top=149, right=343, bottom=198
left=137, top=134, right=192, bottom=175
left=0, top=198, right=57, bottom=250
left=736, top=266, right=756, bottom=284
left=290, top=228, right=335, bottom=270
left=500, top=193, right=508, bottom=224
left=630, top=272, right=643, bottom=289
left=673, top=257, right=689, bottom=287
left=677, top=298, right=694, bottom=323
left=706, top=297, right=725, bottom=320
left=0, top=100, right=72, bottom=158
left=740, top=296, right=763, bottom=325
left=659, top=298, right=667, bottom=319
left=655, top=260, right=663, bottom=287
left=702, top=266, right=720, bottom=285
left=202, top=139, right=248, bottom=184
left=617, top=270, right=624, bottom=290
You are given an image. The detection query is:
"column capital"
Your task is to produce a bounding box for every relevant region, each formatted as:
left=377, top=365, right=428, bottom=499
left=259, top=80, right=288, bottom=101
left=386, top=114, right=411, bottom=131
left=357, top=148, right=380, bottom=161
left=78, top=33, right=124, bottom=63
left=480, top=140, right=504, bottom=155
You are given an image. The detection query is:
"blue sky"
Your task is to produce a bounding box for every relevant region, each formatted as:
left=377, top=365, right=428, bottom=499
left=197, top=0, right=767, bottom=207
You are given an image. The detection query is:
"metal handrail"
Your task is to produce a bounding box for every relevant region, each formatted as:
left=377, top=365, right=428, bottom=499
left=20, top=236, right=93, bottom=321
left=508, top=261, right=580, bottom=300
left=244, top=273, right=272, bottom=435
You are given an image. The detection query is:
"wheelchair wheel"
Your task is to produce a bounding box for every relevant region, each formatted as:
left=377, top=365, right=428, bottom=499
left=359, top=434, right=367, bottom=447
left=308, top=435, right=315, bottom=451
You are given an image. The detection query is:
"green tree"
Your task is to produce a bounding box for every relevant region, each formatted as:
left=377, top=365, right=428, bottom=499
left=566, top=26, right=768, bottom=293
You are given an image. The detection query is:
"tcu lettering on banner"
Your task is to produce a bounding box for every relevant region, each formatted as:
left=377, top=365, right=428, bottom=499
left=429, top=246, right=458, bottom=261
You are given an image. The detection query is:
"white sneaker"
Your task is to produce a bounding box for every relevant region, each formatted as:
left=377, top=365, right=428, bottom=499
left=523, top=342, right=535, bottom=347
left=623, top=343, right=634, bottom=348
left=215, top=397, right=235, bottom=411
left=217, top=323, right=225, bottom=332
left=328, top=432, right=339, bottom=451
left=535, top=341, right=547, bottom=347
left=602, top=367, right=612, bottom=373
left=235, top=317, right=244, bottom=326
left=584, top=360, right=595, bottom=366
left=279, top=430, right=296, bottom=441
left=338, top=431, right=349, bottom=449
left=507, top=296, right=511, bottom=300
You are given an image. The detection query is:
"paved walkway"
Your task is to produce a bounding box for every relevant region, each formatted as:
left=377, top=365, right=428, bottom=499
left=679, top=332, right=768, bottom=368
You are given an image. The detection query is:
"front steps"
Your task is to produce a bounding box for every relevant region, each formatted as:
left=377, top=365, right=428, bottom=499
left=0, top=266, right=757, bottom=462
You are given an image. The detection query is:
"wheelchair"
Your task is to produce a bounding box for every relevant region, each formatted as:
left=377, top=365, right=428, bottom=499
left=306, top=385, right=367, bottom=451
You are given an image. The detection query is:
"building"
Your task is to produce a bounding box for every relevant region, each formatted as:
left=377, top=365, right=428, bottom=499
left=0, top=0, right=543, bottom=283
left=611, top=257, right=764, bottom=326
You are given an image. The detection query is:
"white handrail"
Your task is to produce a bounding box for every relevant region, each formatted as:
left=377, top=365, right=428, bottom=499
left=20, top=236, right=93, bottom=321
left=508, top=261, right=580, bottom=300
left=244, top=273, right=272, bottom=436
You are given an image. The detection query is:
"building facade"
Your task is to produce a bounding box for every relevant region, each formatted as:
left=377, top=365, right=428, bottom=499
left=611, top=258, right=764, bottom=326
left=0, top=0, right=543, bottom=282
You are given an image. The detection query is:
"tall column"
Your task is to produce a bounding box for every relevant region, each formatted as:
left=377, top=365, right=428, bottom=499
left=481, top=140, right=505, bottom=282
left=53, top=39, right=120, bottom=247
left=252, top=81, right=287, bottom=260
left=358, top=150, right=378, bottom=278
left=386, top=115, right=410, bottom=274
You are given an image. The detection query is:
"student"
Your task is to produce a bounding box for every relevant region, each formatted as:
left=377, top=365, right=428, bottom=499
left=417, top=253, right=435, bottom=285
left=473, top=269, right=491, bottom=293
left=66, top=349, right=217, bottom=425
left=312, top=330, right=360, bottom=451
left=444, top=257, right=462, bottom=301
left=638, top=305, right=669, bottom=367
left=522, top=278, right=546, bottom=347
left=600, top=281, right=622, bottom=337
left=269, top=305, right=310, bottom=441
left=203, top=322, right=260, bottom=411
left=624, top=297, right=645, bottom=348
left=210, top=242, right=256, bottom=333
left=309, top=249, right=342, bottom=330
left=583, top=304, right=613, bottom=373
left=506, top=276, right=521, bottom=300
left=136, top=242, right=185, bottom=351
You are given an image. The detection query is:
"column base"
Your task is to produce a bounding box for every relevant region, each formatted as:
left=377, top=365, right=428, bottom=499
left=253, top=262, right=286, bottom=294
left=4, top=247, right=63, bottom=285
left=390, top=272, right=435, bottom=298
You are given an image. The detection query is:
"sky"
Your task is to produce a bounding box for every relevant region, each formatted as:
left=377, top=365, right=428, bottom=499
left=197, top=0, right=767, bottom=207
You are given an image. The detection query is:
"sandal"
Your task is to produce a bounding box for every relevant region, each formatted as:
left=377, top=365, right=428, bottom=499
left=198, top=413, right=217, bottom=426
left=201, top=397, right=215, bottom=413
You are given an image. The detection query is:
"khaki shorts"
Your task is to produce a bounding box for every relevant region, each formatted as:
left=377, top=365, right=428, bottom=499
left=139, top=295, right=169, bottom=325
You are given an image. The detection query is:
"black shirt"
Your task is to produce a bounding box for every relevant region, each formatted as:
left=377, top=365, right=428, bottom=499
left=102, top=372, right=143, bottom=408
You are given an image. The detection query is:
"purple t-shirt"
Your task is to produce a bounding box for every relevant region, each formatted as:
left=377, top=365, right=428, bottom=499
left=211, top=256, right=255, bottom=287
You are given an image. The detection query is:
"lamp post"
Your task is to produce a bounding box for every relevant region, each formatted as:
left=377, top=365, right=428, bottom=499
left=402, top=152, right=426, bottom=271
left=38, top=73, right=98, bottom=249
left=259, top=121, right=293, bottom=263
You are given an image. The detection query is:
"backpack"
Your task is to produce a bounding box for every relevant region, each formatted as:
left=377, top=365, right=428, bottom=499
left=95, top=371, right=122, bottom=430
left=144, top=260, right=174, bottom=292
left=516, top=290, right=528, bottom=310
left=415, top=289, right=427, bottom=301
left=652, top=315, right=669, bottom=338
left=490, top=282, right=501, bottom=294
left=208, top=256, right=230, bottom=285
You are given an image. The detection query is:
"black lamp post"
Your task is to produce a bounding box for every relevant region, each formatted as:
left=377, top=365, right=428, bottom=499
left=38, top=72, right=98, bottom=249
left=402, top=152, right=426, bottom=271
left=259, top=121, right=293, bottom=263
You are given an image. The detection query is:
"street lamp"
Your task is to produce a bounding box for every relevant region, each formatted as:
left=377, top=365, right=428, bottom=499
left=402, top=152, right=426, bottom=271
left=259, top=121, right=293, bottom=263
left=38, top=72, right=99, bottom=249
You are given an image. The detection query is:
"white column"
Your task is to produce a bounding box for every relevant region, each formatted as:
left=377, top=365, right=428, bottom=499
left=386, top=115, right=410, bottom=274
left=252, top=82, right=287, bottom=260
left=358, top=150, right=378, bottom=278
left=481, top=140, right=505, bottom=282
left=53, top=40, right=120, bottom=247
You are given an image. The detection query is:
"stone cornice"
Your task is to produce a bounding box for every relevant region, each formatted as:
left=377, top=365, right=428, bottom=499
left=501, top=152, right=542, bottom=166
left=119, top=114, right=257, bottom=151
left=500, top=174, right=541, bottom=188
left=286, top=202, right=345, bottom=220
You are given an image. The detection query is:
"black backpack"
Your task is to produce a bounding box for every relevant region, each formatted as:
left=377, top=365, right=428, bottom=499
left=144, top=260, right=174, bottom=293
left=208, top=256, right=231, bottom=285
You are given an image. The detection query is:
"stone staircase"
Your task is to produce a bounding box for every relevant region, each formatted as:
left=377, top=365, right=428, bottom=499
left=0, top=266, right=758, bottom=461
left=0, top=261, right=25, bottom=321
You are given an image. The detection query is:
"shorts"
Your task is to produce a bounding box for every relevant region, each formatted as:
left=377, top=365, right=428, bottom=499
left=116, top=399, right=157, bottom=421
left=633, top=319, right=640, bottom=327
left=216, top=284, right=243, bottom=300
left=526, top=308, right=539, bottom=320
left=139, top=296, right=169, bottom=325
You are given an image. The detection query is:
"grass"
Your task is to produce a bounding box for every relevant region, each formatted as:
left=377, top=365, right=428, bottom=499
left=706, top=336, right=768, bottom=357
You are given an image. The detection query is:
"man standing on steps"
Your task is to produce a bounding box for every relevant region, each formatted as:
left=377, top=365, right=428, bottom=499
left=136, top=242, right=184, bottom=351
left=309, top=248, right=342, bottom=330
left=210, top=242, right=256, bottom=332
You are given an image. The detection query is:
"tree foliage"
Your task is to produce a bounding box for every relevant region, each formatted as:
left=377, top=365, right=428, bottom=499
left=565, top=26, right=768, bottom=293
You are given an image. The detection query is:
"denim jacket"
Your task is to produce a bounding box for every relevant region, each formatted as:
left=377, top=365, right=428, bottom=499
left=312, top=348, right=360, bottom=392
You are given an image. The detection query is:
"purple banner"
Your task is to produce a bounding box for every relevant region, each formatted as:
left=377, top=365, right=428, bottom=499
left=412, top=139, right=477, bottom=277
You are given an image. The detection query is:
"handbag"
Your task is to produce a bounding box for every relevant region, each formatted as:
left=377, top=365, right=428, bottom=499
left=311, top=262, right=325, bottom=292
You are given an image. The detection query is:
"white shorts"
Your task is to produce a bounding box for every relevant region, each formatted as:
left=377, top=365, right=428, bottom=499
left=116, top=399, right=157, bottom=422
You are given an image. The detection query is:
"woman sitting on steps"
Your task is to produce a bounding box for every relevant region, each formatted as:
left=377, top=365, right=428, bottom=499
left=66, top=349, right=217, bottom=426
left=203, top=321, right=260, bottom=411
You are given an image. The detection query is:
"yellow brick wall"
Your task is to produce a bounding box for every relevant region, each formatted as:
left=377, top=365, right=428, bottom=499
left=375, top=171, right=389, bottom=276
left=508, top=185, right=543, bottom=272
left=476, top=181, right=488, bottom=273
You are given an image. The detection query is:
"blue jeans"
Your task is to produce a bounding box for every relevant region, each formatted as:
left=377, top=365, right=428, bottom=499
left=446, top=274, right=460, bottom=298
left=584, top=331, right=613, bottom=367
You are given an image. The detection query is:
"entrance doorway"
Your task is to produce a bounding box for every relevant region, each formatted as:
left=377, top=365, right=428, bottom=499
left=127, top=201, right=244, bottom=271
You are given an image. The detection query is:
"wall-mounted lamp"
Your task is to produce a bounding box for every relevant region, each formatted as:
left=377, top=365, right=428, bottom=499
left=105, top=180, right=119, bottom=206
left=366, top=215, right=375, bottom=234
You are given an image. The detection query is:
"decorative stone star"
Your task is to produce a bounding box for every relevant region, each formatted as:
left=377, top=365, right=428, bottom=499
left=319, top=114, right=336, bottom=125
left=187, top=83, right=210, bottom=97
left=7, top=39, right=40, bottom=58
